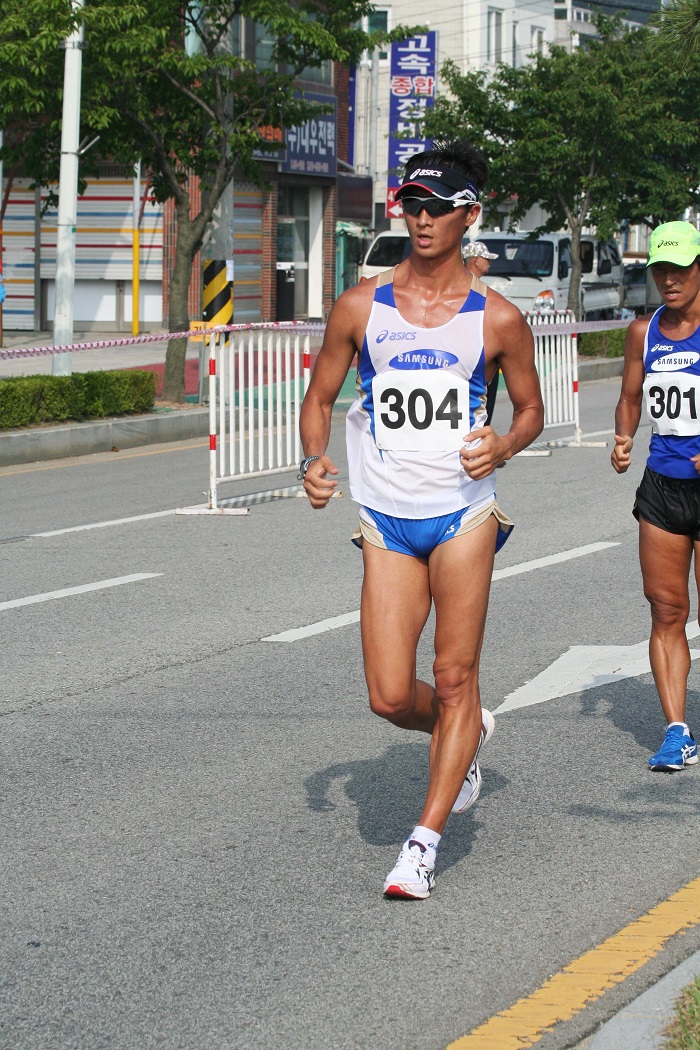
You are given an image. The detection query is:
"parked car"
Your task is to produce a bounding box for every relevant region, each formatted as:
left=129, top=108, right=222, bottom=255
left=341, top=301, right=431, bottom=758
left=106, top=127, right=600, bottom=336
left=359, top=228, right=624, bottom=319
left=622, top=262, right=664, bottom=316
left=622, top=263, right=648, bottom=314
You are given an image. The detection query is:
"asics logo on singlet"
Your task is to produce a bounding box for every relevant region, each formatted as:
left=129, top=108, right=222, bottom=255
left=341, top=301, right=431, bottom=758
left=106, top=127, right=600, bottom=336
left=409, top=168, right=443, bottom=177
left=377, top=330, right=416, bottom=343
left=650, top=350, right=700, bottom=371
left=390, top=349, right=458, bottom=370
left=657, top=240, right=678, bottom=247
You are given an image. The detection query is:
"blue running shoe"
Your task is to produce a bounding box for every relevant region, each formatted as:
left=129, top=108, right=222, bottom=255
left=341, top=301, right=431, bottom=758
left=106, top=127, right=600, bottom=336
left=649, top=725, right=699, bottom=771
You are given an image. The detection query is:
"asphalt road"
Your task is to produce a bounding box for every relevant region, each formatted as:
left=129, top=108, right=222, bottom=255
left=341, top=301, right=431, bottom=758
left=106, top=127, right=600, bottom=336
left=1, top=377, right=699, bottom=1050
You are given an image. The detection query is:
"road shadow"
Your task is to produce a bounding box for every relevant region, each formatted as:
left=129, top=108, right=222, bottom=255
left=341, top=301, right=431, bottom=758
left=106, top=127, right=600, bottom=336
left=570, top=679, right=700, bottom=820
left=304, top=740, right=509, bottom=875
left=580, top=676, right=700, bottom=753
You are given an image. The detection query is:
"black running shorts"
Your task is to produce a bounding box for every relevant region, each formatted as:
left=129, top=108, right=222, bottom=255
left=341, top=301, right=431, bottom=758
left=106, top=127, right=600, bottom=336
left=633, top=466, right=700, bottom=539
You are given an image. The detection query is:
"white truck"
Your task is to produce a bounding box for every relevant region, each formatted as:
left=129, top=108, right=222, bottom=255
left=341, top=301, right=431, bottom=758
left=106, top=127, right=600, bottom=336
left=476, top=231, right=624, bottom=319
left=359, top=228, right=624, bottom=319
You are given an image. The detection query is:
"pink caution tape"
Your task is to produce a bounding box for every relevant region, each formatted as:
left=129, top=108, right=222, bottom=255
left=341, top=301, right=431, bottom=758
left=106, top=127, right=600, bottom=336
left=0, top=321, right=327, bottom=361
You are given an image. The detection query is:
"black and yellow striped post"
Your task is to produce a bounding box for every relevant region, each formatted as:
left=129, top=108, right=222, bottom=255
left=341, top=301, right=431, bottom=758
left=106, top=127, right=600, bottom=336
left=202, top=259, right=233, bottom=332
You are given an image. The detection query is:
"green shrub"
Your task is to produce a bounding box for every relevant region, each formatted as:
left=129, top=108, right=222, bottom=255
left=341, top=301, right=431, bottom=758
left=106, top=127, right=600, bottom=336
left=577, top=328, right=627, bottom=358
left=0, top=370, right=156, bottom=430
left=662, top=975, right=700, bottom=1049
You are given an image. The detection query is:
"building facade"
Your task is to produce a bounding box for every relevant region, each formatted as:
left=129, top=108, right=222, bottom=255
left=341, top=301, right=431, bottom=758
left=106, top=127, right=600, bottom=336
left=0, top=16, right=365, bottom=334
left=350, top=0, right=556, bottom=237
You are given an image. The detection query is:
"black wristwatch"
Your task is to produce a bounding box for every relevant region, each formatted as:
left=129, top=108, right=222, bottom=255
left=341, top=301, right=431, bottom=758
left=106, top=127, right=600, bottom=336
left=297, top=455, right=321, bottom=480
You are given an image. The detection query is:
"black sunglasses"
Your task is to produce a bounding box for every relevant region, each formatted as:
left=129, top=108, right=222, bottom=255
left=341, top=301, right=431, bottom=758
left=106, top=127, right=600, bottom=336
left=400, top=196, right=471, bottom=218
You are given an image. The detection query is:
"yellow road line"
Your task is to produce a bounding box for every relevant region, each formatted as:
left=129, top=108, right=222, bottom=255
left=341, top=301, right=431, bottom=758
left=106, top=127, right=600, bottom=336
left=448, top=874, right=700, bottom=1049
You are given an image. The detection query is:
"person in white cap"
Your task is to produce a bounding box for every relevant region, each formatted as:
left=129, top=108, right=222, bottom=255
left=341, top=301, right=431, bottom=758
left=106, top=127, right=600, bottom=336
left=463, top=240, right=499, bottom=279
left=464, top=241, right=501, bottom=428
left=299, top=139, right=543, bottom=899
left=612, top=219, right=700, bottom=773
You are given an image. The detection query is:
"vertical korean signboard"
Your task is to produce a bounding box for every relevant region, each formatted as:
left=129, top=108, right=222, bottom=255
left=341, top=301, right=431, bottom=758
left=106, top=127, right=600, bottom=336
left=386, top=32, right=437, bottom=218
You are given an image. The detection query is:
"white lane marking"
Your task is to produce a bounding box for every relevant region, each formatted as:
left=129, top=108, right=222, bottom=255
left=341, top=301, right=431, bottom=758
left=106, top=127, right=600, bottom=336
left=32, top=510, right=180, bottom=536
left=495, top=622, right=700, bottom=713
left=31, top=485, right=312, bottom=536
left=576, top=428, right=614, bottom=439
left=263, top=542, right=619, bottom=642
left=0, top=573, right=163, bottom=612
left=492, top=541, right=617, bottom=581
left=265, top=610, right=361, bottom=642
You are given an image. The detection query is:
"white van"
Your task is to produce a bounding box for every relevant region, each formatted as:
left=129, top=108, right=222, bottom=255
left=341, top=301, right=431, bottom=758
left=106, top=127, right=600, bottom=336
left=360, top=230, right=471, bottom=281
left=359, top=231, right=415, bottom=280
left=476, top=231, right=624, bottom=319
left=359, top=229, right=623, bottom=319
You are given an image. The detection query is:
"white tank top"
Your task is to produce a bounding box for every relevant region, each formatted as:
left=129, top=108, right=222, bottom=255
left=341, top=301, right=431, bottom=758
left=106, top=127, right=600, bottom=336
left=345, top=270, right=494, bottom=518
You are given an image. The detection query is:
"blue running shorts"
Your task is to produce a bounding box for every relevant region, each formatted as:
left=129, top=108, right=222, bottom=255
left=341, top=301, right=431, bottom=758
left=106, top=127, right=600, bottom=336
left=352, top=499, right=513, bottom=559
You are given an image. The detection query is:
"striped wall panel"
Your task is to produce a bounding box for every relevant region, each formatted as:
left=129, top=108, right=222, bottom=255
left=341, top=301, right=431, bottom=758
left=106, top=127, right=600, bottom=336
left=233, top=182, right=262, bottom=324
left=2, top=181, right=37, bottom=329
left=40, top=179, right=163, bottom=281
left=2, top=177, right=164, bottom=330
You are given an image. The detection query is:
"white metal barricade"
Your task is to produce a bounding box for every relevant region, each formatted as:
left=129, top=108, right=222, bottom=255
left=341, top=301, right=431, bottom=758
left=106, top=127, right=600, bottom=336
left=200, top=322, right=324, bottom=511
left=527, top=310, right=606, bottom=448
left=185, top=309, right=612, bottom=514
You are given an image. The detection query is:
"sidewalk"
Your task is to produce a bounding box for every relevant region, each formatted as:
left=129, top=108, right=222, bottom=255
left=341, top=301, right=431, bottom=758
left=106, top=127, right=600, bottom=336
left=0, top=326, right=624, bottom=468
left=0, top=327, right=203, bottom=397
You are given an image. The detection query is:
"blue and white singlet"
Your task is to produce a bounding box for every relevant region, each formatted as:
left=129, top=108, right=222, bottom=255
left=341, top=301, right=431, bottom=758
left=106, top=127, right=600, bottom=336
left=346, top=270, right=495, bottom=518
left=643, top=307, right=700, bottom=479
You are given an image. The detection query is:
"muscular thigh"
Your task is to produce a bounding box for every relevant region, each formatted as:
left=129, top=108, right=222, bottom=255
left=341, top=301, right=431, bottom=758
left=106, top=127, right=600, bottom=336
left=429, top=514, right=498, bottom=670
left=639, top=517, right=693, bottom=606
left=361, top=543, right=432, bottom=697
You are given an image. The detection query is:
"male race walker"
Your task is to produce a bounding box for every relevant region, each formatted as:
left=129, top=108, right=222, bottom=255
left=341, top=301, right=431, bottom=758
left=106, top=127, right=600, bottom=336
left=299, top=140, right=544, bottom=899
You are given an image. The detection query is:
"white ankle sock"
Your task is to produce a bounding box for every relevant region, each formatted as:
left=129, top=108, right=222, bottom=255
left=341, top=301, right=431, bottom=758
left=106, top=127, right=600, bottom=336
left=409, top=825, right=441, bottom=856
left=669, top=721, right=690, bottom=734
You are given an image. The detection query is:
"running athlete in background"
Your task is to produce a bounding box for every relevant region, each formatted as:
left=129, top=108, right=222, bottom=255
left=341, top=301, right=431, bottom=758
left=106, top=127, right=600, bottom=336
left=612, top=220, right=700, bottom=773
left=463, top=241, right=501, bottom=430
left=299, top=140, right=544, bottom=900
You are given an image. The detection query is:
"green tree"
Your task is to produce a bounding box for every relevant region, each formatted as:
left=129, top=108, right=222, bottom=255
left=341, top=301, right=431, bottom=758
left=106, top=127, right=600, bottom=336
left=652, top=0, right=700, bottom=59
left=422, top=19, right=700, bottom=318
left=0, top=0, right=417, bottom=400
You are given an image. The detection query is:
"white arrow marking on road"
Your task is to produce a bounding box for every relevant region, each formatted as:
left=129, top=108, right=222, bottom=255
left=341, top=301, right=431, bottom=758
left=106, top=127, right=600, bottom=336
left=0, top=573, right=163, bottom=612
left=494, top=623, right=700, bottom=713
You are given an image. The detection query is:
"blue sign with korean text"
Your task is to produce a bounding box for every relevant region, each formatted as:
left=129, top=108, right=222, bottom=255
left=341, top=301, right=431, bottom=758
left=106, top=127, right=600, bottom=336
left=282, top=93, right=337, bottom=177
left=387, top=32, right=437, bottom=218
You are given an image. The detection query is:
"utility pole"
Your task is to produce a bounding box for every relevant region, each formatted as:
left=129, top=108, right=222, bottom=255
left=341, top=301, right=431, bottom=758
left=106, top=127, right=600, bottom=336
left=52, top=0, right=85, bottom=375
left=132, top=160, right=141, bottom=335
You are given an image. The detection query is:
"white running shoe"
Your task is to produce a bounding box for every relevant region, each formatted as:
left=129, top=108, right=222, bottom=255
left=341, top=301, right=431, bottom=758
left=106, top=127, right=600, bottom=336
left=451, top=709, right=495, bottom=814
left=383, top=838, right=436, bottom=900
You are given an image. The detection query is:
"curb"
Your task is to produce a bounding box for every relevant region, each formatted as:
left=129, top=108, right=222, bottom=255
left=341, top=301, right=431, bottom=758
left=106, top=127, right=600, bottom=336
left=0, top=358, right=624, bottom=468
left=0, top=406, right=209, bottom=467
left=578, top=357, right=624, bottom=381
left=587, top=949, right=700, bottom=1049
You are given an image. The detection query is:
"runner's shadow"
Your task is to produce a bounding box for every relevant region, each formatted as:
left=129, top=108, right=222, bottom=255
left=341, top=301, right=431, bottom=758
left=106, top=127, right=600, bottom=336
left=304, top=740, right=508, bottom=875
left=580, top=678, right=700, bottom=753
